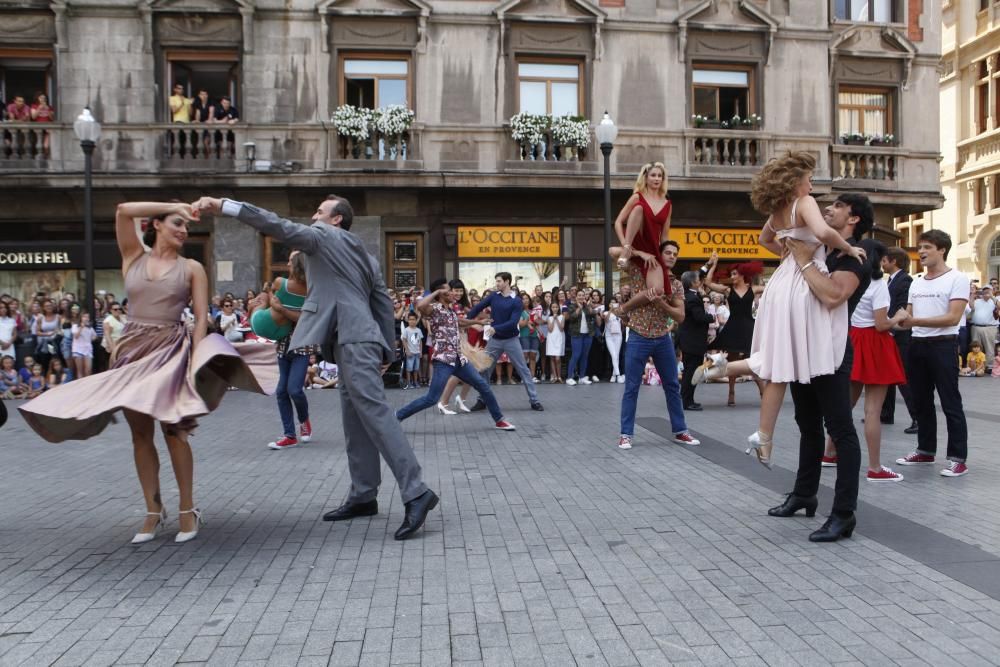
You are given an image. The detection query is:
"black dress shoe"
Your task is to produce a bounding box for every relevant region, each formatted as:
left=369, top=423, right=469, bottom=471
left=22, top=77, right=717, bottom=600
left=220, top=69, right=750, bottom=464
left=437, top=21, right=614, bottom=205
left=809, top=513, right=856, bottom=542
left=767, top=493, right=818, bottom=518
left=323, top=499, right=378, bottom=522
left=470, top=399, right=487, bottom=412
left=394, top=489, right=439, bottom=540
left=683, top=403, right=703, bottom=411
left=904, top=422, right=919, bottom=435
left=531, top=402, right=544, bottom=411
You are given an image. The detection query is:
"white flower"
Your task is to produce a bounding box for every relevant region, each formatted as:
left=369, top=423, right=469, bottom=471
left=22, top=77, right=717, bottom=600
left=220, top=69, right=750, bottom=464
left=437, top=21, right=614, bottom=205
left=331, top=105, right=371, bottom=141
left=550, top=115, right=591, bottom=148
left=374, top=105, right=415, bottom=138
left=510, top=112, right=548, bottom=145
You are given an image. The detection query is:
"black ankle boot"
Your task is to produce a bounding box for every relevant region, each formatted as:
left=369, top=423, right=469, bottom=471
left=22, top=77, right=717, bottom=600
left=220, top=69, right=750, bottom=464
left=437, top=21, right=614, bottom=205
left=808, top=513, right=856, bottom=542
left=767, top=493, right=818, bottom=518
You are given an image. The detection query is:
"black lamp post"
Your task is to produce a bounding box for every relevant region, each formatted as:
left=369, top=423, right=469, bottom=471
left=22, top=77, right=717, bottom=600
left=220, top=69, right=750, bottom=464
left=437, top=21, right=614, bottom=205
left=595, top=111, right=618, bottom=307
left=73, top=107, right=101, bottom=317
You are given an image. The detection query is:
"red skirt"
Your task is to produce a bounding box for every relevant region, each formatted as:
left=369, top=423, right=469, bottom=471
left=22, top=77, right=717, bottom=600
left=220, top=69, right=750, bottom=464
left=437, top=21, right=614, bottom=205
left=849, top=326, right=906, bottom=386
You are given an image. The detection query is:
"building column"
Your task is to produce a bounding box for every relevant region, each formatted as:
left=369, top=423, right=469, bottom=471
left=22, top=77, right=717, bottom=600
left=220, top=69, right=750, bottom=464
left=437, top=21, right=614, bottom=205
left=988, top=56, right=998, bottom=131
left=213, top=216, right=261, bottom=297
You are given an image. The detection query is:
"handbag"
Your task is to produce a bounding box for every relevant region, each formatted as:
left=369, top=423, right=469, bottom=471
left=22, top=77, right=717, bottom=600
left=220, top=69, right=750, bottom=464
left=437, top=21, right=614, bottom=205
left=461, top=338, right=492, bottom=372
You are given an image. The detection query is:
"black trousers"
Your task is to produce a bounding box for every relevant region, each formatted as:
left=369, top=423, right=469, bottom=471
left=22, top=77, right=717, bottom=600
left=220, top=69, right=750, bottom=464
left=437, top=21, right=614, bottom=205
left=790, top=346, right=860, bottom=515
left=680, top=350, right=702, bottom=405
left=880, top=331, right=916, bottom=423
left=908, top=338, right=968, bottom=462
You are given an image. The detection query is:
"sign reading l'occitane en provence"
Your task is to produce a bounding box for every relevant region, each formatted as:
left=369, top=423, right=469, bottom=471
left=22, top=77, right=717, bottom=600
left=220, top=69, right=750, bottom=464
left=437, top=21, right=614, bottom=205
left=673, top=227, right=780, bottom=261
left=458, top=226, right=560, bottom=258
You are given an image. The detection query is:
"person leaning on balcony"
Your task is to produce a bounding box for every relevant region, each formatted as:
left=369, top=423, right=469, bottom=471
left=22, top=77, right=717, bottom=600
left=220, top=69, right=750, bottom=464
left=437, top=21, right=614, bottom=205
left=28, top=93, right=53, bottom=158
left=212, top=96, right=240, bottom=154
left=169, top=84, right=193, bottom=123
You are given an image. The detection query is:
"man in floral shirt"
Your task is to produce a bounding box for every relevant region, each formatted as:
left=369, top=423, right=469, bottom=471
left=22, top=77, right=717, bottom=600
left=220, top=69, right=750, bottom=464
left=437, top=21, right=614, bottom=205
left=395, top=278, right=515, bottom=431
left=613, top=240, right=701, bottom=450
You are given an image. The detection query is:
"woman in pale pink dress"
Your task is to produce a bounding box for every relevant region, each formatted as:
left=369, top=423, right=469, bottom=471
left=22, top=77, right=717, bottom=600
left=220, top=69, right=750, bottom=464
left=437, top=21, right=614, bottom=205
left=694, top=152, right=864, bottom=467
left=20, top=202, right=276, bottom=545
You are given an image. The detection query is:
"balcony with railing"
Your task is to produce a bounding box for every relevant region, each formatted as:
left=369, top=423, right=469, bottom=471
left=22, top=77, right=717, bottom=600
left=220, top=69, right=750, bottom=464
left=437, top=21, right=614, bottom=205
left=330, top=126, right=423, bottom=170
left=502, top=126, right=598, bottom=174
left=685, top=129, right=768, bottom=173
left=831, top=144, right=899, bottom=186
left=0, top=123, right=53, bottom=164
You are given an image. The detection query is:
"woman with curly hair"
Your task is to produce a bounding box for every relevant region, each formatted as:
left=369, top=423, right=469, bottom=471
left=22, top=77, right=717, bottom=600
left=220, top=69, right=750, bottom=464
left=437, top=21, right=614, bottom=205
left=610, top=162, right=673, bottom=311
left=703, top=253, right=767, bottom=406
left=694, top=151, right=864, bottom=468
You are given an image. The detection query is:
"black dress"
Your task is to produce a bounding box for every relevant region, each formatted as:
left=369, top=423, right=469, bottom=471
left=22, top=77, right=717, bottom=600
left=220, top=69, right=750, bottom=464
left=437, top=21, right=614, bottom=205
left=714, top=287, right=755, bottom=357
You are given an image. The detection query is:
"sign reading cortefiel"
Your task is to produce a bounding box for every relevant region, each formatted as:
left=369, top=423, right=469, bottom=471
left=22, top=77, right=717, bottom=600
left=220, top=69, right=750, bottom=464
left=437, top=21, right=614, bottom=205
left=673, top=227, right=780, bottom=260
left=0, top=251, right=73, bottom=266
left=458, top=226, right=560, bottom=258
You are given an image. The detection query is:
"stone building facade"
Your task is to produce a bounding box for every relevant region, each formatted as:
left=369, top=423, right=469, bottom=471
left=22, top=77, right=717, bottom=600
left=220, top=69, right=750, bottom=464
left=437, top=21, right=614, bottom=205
left=0, top=0, right=941, bottom=301
left=923, top=0, right=1000, bottom=282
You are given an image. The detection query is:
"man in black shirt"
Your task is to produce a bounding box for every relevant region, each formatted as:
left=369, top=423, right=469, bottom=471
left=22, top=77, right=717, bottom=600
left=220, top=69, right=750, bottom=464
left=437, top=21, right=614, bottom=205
left=768, top=193, right=873, bottom=542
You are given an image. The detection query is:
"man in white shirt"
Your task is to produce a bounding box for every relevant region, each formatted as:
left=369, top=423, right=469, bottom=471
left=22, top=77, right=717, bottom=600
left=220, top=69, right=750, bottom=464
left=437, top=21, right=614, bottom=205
left=896, top=230, right=970, bottom=478
left=968, top=285, right=999, bottom=370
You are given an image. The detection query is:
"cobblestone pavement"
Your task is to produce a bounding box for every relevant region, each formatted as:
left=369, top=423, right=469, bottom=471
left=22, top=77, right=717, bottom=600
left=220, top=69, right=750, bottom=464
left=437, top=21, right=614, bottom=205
left=1, top=377, right=1000, bottom=666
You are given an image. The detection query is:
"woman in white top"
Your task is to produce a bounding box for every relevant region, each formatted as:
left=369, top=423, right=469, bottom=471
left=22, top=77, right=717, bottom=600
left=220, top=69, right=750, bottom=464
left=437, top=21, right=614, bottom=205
left=0, top=302, right=17, bottom=359
left=545, top=302, right=565, bottom=383
left=823, top=241, right=909, bottom=482
left=603, top=299, right=624, bottom=383
left=71, top=311, right=98, bottom=379
left=102, top=301, right=128, bottom=357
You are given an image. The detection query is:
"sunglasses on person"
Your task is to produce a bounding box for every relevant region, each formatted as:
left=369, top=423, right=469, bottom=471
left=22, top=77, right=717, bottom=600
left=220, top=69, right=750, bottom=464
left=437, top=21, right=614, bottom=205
left=111, top=307, right=122, bottom=312
left=223, top=303, right=233, bottom=308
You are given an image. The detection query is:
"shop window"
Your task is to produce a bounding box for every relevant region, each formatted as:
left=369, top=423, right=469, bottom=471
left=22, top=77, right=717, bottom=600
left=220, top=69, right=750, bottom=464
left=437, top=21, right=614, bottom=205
left=166, top=50, right=240, bottom=120
left=834, top=0, right=900, bottom=22
left=516, top=60, right=581, bottom=116
left=692, top=64, right=754, bottom=123
left=838, top=87, right=892, bottom=137
left=0, top=48, right=54, bottom=116
left=340, top=55, right=410, bottom=109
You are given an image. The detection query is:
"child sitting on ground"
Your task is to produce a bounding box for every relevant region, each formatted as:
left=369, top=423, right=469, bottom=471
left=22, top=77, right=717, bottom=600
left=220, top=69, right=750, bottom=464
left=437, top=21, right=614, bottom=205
left=25, top=364, right=46, bottom=398
left=961, top=340, right=987, bottom=376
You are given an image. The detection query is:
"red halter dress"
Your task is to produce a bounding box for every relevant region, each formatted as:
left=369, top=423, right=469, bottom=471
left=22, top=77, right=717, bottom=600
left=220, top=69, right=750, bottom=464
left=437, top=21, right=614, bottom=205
left=627, top=193, right=672, bottom=296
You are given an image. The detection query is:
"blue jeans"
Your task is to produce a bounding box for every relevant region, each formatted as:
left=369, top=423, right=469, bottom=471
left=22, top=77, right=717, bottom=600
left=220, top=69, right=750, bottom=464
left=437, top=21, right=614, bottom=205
left=567, top=335, right=593, bottom=380
left=620, top=332, right=688, bottom=437
left=276, top=352, right=310, bottom=437
left=398, top=360, right=504, bottom=422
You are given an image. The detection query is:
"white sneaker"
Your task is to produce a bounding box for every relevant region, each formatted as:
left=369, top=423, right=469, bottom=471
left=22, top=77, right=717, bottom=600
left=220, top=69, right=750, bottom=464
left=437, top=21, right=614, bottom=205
left=580, top=377, right=592, bottom=385
left=591, top=376, right=600, bottom=383
left=617, top=375, right=625, bottom=384
left=609, top=374, right=617, bottom=383
left=566, top=378, right=577, bottom=386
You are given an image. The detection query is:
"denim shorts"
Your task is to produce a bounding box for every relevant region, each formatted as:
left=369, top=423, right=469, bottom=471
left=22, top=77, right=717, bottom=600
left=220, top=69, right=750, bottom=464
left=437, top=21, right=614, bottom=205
left=404, top=355, right=420, bottom=372
left=520, top=336, right=539, bottom=353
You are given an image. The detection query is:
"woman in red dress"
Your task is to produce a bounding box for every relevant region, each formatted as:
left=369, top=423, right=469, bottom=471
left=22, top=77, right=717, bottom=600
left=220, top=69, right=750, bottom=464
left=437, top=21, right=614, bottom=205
left=610, top=162, right=672, bottom=312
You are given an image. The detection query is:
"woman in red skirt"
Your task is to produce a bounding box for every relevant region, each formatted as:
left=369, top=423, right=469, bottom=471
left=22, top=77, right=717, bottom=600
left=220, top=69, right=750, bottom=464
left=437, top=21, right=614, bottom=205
left=823, top=241, right=910, bottom=482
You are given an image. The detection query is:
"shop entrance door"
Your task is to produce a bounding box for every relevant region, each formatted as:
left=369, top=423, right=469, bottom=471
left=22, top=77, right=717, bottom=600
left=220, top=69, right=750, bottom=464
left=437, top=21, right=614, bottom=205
left=386, top=233, right=424, bottom=291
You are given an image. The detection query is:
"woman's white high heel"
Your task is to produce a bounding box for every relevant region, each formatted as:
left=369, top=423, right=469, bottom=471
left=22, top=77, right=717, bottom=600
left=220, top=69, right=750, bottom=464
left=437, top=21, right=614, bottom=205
left=454, top=397, right=472, bottom=413
left=131, top=507, right=167, bottom=545
left=437, top=402, right=457, bottom=415
left=175, top=508, right=204, bottom=543
left=746, top=431, right=774, bottom=470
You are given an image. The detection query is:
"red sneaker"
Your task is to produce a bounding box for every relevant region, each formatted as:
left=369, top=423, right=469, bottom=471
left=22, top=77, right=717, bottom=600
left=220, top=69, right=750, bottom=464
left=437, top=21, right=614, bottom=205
left=940, top=462, right=968, bottom=477
left=268, top=436, right=298, bottom=450
left=300, top=420, right=312, bottom=442
left=495, top=420, right=516, bottom=431
left=867, top=466, right=903, bottom=482
left=821, top=456, right=838, bottom=467
left=895, top=452, right=934, bottom=465
left=673, top=432, right=700, bottom=446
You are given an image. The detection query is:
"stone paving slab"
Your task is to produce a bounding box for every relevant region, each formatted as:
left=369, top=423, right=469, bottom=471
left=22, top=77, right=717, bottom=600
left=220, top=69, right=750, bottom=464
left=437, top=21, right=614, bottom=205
left=1, top=378, right=999, bottom=666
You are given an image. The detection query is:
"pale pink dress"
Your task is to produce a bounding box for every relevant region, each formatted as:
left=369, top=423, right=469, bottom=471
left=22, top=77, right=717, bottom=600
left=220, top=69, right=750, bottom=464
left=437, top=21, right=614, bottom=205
left=20, top=254, right=278, bottom=442
left=747, top=199, right=848, bottom=383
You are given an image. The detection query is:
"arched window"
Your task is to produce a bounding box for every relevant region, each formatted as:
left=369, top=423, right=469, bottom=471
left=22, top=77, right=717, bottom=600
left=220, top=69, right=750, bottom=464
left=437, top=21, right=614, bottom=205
left=990, top=234, right=1000, bottom=259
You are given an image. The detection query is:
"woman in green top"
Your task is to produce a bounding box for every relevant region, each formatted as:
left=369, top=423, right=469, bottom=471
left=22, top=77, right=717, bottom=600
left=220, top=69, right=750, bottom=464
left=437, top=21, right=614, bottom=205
left=250, top=252, right=307, bottom=340
left=518, top=292, right=539, bottom=382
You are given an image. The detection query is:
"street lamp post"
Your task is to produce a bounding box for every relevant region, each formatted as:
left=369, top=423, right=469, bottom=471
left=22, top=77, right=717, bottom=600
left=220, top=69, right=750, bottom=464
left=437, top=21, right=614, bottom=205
left=595, top=111, right=618, bottom=307
left=73, top=108, right=101, bottom=317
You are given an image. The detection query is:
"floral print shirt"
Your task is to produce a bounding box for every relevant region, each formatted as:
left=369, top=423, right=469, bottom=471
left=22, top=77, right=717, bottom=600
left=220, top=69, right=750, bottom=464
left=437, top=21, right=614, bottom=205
left=623, top=264, right=683, bottom=339
left=428, top=302, right=467, bottom=366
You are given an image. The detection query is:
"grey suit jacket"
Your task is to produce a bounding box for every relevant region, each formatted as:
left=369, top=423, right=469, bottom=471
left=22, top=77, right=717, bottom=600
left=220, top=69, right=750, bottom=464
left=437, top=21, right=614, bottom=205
left=231, top=201, right=396, bottom=361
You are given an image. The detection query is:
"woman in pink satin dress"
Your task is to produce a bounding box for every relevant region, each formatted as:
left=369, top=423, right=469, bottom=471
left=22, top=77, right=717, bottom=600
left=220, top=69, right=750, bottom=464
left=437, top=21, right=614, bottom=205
left=20, top=202, right=277, bottom=545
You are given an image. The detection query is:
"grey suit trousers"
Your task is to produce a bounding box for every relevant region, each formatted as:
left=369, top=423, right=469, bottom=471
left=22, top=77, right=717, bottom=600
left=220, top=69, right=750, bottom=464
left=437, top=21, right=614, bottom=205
left=337, top=341, right=427, bottom=504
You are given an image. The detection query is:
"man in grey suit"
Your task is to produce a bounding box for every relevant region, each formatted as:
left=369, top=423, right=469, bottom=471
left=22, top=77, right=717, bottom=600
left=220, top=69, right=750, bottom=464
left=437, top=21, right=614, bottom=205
left=192, top=195, right=438, bottom=540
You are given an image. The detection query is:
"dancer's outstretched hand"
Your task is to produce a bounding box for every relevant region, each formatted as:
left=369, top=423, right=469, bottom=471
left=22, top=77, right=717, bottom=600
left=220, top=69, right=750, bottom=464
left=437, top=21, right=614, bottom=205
left=191, top=197, right=223, bottom=216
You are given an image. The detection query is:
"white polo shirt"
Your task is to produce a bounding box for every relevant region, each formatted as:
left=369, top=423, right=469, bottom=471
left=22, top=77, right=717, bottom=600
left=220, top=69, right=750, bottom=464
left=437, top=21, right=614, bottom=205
left=907, top=269, right=970, bottom=338
left=970, top=297, right=999, bottom=326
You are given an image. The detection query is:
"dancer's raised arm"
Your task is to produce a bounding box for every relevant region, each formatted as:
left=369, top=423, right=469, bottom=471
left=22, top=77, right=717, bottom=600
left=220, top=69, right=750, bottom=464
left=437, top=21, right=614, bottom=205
left=115, top=201, right=195, bottom=273
left=702, top=252, right=729, bottom=294
left=191, top=197, right=323, bottom=255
